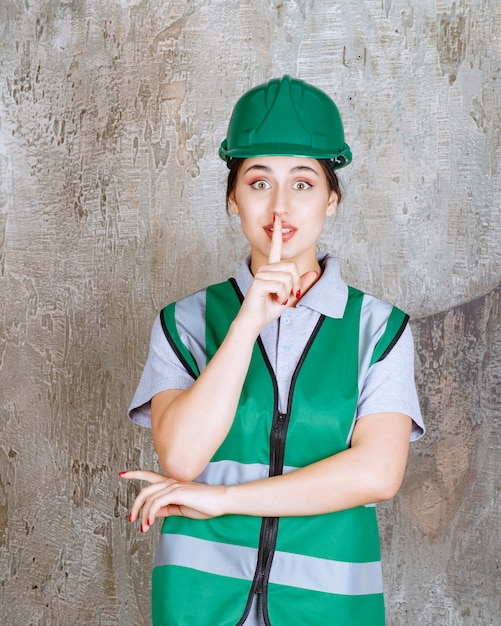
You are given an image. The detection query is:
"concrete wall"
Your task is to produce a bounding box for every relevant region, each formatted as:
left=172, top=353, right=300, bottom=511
left=0, top=1, right=499, bottom=624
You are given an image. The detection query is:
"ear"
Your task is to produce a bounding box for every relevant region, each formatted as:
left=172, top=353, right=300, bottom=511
left=325, top=191, right=338, bottom=217
left=228, top=191, right=240, bottom=216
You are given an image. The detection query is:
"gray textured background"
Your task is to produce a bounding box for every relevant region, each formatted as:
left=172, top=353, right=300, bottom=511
left=0, top=1, right=500, bottom=624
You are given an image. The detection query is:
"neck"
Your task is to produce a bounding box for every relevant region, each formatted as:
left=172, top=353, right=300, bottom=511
left=249, top=252, right=323, bottom=279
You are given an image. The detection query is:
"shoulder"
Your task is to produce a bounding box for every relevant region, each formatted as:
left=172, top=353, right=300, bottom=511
left=347, top=285, right=403, bottom=313
left=347, top=286, right=408, bottom=326
left=345, top=288, right=409, bottom=364
left=161, top=280, right=242, bottom=326
left=161, top=280, right=237, bottom=313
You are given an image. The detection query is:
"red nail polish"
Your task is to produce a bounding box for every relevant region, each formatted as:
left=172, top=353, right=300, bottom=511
left=118, top=471, right=127, bottom=476
left=281, top=299, right=288, bottom=306
left=295, top=290, right=301, bottom=300
left=128, top=513, right=132, bottom=522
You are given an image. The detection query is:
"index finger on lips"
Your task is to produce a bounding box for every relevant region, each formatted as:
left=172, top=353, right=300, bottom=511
left=268, top=214, right=282, bottom=264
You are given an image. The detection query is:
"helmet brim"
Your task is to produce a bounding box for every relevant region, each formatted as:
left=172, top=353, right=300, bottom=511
left=219, top=142, right=352, bottom=170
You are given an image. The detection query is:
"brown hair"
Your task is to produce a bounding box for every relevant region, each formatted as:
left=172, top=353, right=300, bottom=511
left=225, top=158, right=343, bottom=210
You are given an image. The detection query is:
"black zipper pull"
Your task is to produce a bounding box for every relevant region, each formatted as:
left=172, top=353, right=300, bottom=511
left=274, top=412, right=286, bottom=431
left=255, top=567, right=265, bottom=594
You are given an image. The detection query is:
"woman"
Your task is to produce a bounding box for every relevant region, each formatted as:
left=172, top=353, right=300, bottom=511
left=122, top=75, right=424, bottom=626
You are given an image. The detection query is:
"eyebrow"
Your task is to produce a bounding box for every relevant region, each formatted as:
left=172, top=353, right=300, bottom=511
left=243, top=164, right=320, bottom=176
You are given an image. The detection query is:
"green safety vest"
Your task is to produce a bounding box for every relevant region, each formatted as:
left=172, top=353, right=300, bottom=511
left=152, top=278, right=408, bottom=626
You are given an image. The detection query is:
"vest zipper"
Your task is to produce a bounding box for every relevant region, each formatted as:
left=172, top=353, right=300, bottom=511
left=229, top=280, right=327, bottom=625
left=270, top=412, right=287, bottom=472
left=247, top=317, right=325, bottom=623
left=254, top=519, right=274, bottom=594
left=253, top=410, right=289, bottom=597
left=254, top=413, right=289, bottom=593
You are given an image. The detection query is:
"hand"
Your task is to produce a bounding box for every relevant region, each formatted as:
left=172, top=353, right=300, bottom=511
left=119, top=470, right=227, bottom=531
left=237, top=214, right=318, bottom=332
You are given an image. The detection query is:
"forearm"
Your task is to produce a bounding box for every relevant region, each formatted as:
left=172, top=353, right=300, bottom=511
left=225, top=453, right=385, bottom=517
left=152, top=231, right=310, bottom=482
left=223, top=413, right=412, bottom=517
left=124, top=414, right=412, bottom=528
left=152, top=316, right=259, bottom=480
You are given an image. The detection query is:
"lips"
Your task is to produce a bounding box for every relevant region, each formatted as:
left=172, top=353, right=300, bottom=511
left=264, top=222, right=297, bottom=242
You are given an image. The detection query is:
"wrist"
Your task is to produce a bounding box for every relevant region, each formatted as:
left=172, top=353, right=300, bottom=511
left=222, top=483, right=243, bottom=516
left=228, top=314, right=262, bottom=342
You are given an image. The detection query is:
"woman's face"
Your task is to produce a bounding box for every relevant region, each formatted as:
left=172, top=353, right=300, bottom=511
left=228, top=156, right=338, bottom=275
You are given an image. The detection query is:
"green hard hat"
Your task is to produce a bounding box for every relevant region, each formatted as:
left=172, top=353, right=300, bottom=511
left=219, top=75, right=352, bottom=169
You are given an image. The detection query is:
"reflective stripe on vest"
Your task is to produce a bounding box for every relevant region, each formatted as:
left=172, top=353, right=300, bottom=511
left=155, top=533, right=383, bottom=596
left=196, top=459, right=376, bottom=508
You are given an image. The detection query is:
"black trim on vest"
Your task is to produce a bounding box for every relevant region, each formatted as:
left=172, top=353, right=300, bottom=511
left=228, top=277, right=244, bottom=303
left=375, top=314, right=409, bottom=363
left=228, top=278, right=327, bottom=626
left=159, top=308, right=198, bottom=381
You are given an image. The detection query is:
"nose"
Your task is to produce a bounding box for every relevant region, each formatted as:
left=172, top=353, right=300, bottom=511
left=269, top=185, right=288, bottom=217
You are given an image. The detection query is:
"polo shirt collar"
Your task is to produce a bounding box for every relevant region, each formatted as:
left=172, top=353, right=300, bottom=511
left=234, top=253, right=349, bottom=319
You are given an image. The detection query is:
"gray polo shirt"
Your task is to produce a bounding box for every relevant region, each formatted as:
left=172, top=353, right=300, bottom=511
left=129, top=254, right=424, bottom=440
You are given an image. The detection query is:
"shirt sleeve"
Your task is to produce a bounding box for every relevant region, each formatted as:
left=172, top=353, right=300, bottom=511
left=128, top=314, right=195, bottom=428
left=357, top=324, right=425, bottom=441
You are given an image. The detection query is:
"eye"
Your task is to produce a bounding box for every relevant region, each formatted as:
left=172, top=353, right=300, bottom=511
left=251, top=180, right=271, bottom=190
left=293, top=180, right=311, bottom=190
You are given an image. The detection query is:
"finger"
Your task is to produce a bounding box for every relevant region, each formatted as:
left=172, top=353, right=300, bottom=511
left=142, top=486, right=191, bottom=529
left=145, top=487, right=179, bottom=526
left=250, top=275, right=293, bottom=307
left=119, top=470, right=167, bottom=484
left=152, top=504, right=184, bottom=520
left=141, top=504, right=185, bottom=532
left=258, top=265, right=301, bottom=302
left=268, top=214, right=282, bottom=264
left=128, top=480, right=174, bottom=522
left=299, top=269, right=320, bottom=296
